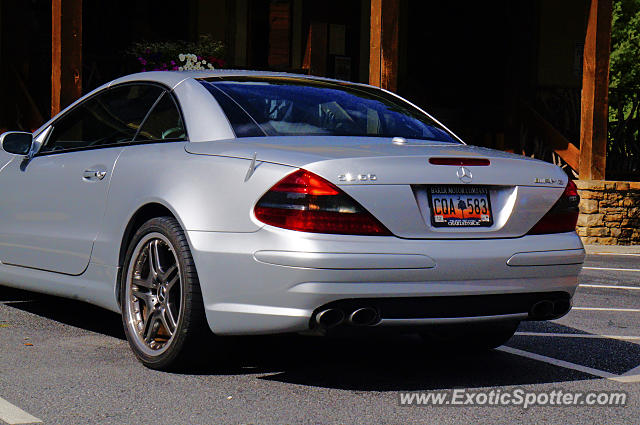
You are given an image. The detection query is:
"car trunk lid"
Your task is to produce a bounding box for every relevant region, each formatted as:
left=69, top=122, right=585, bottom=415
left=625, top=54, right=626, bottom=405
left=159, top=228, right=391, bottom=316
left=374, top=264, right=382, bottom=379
left=186, top=136, right=568, bottom=238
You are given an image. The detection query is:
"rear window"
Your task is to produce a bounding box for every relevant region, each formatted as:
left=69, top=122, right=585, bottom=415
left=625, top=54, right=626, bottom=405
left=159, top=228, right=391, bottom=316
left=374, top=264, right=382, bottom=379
left=199, top=77, right=459, bottom=143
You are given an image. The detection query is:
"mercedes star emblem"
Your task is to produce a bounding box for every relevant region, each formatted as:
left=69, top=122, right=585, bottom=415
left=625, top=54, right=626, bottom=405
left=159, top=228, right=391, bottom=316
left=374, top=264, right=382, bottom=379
left=456, top=166, right=473, bottom=183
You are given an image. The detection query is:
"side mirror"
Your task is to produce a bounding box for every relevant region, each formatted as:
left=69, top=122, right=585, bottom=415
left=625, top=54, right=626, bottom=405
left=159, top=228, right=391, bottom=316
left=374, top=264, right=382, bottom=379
left=0, top=131, right=34, bottom=156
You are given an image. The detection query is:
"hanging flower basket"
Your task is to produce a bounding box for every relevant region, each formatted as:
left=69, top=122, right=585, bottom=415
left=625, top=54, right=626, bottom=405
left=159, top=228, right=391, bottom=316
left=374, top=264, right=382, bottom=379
left=127, top=35, right=226, bottom=72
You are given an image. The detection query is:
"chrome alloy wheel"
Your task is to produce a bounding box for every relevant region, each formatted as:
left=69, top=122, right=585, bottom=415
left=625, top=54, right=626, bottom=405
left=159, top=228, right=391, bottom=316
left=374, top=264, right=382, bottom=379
left=124, top=233, right=182, bottom=356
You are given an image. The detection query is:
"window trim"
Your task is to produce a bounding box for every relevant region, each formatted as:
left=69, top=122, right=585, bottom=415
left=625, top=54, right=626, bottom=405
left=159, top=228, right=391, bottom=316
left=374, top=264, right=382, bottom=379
left=200, top=81, right=267, bottom=138
left=36, top=81, right=189, bottom=157
left=132, top=91, right=188, bottom=143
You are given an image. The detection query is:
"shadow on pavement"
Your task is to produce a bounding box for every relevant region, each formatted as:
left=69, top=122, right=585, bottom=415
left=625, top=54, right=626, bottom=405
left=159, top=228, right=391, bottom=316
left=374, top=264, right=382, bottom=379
left=3, top=285, right=638, bottom=391
left=196, top=332, right=597, bottom=391
left=1, top=285, right=125, bottom=340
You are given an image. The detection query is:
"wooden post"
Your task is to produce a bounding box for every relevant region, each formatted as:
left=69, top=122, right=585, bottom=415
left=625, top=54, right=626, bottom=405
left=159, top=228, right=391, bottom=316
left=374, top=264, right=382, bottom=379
left=268, top=0, right=291, bottom=68
left=302, top=22, right=328, bottom=76
left=233, top=0, right=249, bottom=67
left=51, top=0, right=62, bottom=117
left=51, top=0, right=82, bottom=118
left=579, top=0, right=612, bottom=180
left=369, top=0, right=399, bottom=92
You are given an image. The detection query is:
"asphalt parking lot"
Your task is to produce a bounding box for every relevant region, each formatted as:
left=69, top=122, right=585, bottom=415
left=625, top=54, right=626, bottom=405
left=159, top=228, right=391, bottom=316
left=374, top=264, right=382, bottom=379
left=0, top=245, right=639, bottom=424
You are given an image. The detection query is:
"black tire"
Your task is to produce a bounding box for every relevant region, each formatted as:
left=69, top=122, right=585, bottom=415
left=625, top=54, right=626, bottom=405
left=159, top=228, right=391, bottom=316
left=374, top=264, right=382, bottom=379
left=419, top=321, right=519, bottom=351
left=120, top=216, right=208, bottom=370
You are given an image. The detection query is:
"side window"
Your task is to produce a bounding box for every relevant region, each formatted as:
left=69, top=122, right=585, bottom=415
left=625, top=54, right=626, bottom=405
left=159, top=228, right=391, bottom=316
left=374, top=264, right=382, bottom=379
left=135, top=92, right=186, bottom=142
left=41, top=84, right=163, bottom=153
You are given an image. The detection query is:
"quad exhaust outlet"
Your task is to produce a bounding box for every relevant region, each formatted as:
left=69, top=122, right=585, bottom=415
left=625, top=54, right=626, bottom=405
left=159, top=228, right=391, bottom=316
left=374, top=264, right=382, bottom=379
left=315, top=308, right=345, bottom=328
left=529, top=299, right=571, bottom=320
left=348, top=307, right=380, bottom=326
left=315, top=307, right=381, bottom=328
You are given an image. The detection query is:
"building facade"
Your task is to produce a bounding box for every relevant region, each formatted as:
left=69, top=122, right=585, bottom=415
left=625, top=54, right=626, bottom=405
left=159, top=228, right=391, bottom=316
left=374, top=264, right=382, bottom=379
left=0, top=0, right=612, bottom=179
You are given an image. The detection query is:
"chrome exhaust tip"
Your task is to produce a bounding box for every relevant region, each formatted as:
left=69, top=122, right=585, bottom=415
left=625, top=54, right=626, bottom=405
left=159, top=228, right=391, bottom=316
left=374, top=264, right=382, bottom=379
left=315, top=308, right=345, bottom=328
left=348, top=307, right=380, bottom=326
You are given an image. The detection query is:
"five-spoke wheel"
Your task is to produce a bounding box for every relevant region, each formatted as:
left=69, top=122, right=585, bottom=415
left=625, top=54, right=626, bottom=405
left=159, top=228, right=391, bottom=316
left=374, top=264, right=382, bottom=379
left=126, top=234, right=181, bottom=354
left=121, top=217, right=206, bottom=370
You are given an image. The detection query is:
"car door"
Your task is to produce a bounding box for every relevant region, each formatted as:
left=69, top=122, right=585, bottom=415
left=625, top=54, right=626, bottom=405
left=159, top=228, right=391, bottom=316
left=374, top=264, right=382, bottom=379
left=0, top=83, right=164, bottom=275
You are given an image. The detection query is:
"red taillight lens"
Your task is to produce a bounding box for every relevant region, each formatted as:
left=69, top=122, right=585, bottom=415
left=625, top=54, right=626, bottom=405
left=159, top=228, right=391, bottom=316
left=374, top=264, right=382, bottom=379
left=563, top=179, right=579, bottom=197
left=268, top=169, right=340, bottom=196
left=254, top=169, right=392, bottom=235
left=527, top=180, right=580, bottom=235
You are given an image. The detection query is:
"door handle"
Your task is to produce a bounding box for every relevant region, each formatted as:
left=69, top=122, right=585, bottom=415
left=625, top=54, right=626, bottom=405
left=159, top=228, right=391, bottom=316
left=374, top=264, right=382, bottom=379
left=83, top=169, right=107, bottom=181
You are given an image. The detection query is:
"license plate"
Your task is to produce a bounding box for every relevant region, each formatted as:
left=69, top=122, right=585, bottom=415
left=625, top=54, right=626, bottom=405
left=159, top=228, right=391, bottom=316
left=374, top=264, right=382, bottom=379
left=428, top=186, right=493, bottom=227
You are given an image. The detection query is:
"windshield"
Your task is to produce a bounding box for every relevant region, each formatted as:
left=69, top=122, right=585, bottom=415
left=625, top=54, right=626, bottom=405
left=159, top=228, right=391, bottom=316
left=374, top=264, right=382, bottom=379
left=199, top=77, right=459, bottom=143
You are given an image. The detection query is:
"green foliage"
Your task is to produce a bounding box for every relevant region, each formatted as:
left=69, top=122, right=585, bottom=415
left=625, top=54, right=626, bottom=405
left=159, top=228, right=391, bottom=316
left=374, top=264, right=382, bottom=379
left=608, top=0, right=640, bottom=180
left=610, top=0, right=640, bottom=90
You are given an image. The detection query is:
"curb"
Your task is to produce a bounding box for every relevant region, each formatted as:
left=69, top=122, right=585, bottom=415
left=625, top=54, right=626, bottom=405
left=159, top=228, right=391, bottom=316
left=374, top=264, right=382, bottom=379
left=584, top=244, right=640, bottom=254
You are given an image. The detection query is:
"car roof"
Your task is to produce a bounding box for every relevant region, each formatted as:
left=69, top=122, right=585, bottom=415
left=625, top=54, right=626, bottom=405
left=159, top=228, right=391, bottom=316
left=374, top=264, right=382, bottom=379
left=108, top=70, right=369, bottom=90
left=32, top=70, right=335, bottom=137
left=33, top=70, right=459, bottom=144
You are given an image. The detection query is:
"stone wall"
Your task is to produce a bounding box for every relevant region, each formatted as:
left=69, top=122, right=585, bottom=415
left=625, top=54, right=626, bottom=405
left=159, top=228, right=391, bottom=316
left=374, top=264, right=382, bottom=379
left=575, top=180, right=640, bottom=245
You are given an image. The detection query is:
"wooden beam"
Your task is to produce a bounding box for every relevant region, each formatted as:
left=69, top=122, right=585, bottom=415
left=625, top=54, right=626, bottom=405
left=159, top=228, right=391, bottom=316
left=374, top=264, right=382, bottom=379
left=51, top=0, right=82, bottom=118
left=380, top=0, right=399, bottom=92
left=579, top=0, right=612, bottom=180
left=369, top=0, right=399, bottom=92
left=521, top=102, right=580, bottom=172
left=51, top=0, right=62, bottom=117
left=62, top=0, right=82, bottom=110
left=233, top=0, right=248, bottom=67
left=302, top=22, right=327, bottom=76
left=369, top=0, right=382, bottom=88
left=268, top=0, right=291, bottom=68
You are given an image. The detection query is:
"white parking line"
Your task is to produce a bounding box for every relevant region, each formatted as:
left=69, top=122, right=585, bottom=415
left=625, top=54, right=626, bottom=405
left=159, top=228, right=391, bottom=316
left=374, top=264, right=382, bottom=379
left=572, top=307, right=640, bottom=312
left=497, top=346, right=617, bottom=379
left=0, top=397, right=41, bottom=425
left=501, top=344, right=640, bottom=384
left=616, top=366, right=640, bottom=382
left=590, top=252, right=640, bottom=257
left=582, top=266, right=640, bottom=272
left=615, top=365, right=640, bottom=383
left=515, top=332, right=640, bottom=341
left=579, top=284, right=640, bottom=290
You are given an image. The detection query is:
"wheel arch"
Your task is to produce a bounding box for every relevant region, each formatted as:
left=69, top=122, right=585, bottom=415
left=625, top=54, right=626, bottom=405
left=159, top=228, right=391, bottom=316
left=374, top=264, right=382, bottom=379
left=116, top=202, right=181, bottom=304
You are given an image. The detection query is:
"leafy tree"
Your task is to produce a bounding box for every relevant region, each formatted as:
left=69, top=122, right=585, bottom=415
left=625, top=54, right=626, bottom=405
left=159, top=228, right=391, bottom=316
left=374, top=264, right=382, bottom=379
left=610, top=0, right=640, bottom=90
left=608, top=0, right=640, bottom=180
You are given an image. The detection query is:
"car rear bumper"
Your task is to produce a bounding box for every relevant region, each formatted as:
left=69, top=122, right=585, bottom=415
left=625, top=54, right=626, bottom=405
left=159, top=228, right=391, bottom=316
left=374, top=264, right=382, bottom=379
left=187, top=227, right=584, bottom=335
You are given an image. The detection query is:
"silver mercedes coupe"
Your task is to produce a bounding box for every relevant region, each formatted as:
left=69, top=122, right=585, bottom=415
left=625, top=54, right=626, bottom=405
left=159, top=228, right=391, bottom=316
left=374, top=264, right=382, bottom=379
left=0, top=71, right=585, bottom=370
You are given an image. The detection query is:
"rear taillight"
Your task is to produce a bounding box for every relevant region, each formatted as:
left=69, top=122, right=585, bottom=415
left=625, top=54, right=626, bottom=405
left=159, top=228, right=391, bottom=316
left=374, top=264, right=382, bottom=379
left=527, top=180, right=580, bottom=235
left=254, top=169, right=392, bottom=235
